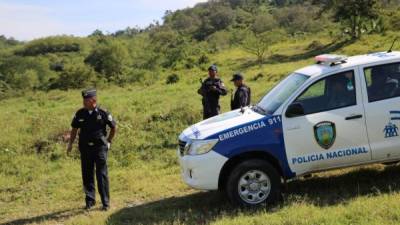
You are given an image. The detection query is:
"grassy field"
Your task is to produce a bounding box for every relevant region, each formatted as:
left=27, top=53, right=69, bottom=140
left=2, top=33, right=400, bottom=225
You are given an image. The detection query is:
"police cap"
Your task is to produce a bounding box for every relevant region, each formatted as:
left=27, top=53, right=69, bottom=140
left=82, top=88, right=97, bottom=99
left=231, top=73, right=244, bottom=81
left=208, top=65, right=218, bottom=72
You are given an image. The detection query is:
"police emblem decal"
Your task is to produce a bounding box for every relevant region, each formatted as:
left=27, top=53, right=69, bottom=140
left=383, top=111, right=400, bottom=138
left=191, top=126, right=201, bottom=138
left=314, top=121, right=336, bottom=149
left=383, top=122, right=398, bottom=138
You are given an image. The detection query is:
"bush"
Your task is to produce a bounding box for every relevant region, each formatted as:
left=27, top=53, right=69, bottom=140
left=198, top=54, right=210, bottom=65
left=16, top=36, right=81, bottom=56
left=0, top=56, right=56, bottom=90
left=251, top=73, right=264, bottom=81
left=50, top=63, right=97, bottom=90
left=0, top=80, right=11, bottom=93
left=386, top=9, right=400, bottom=31
left=84, top=39, right=129, bottom=80
left=11, top=69, right=40, bottom=90
left=166, top=74, right=180, bottom=84
left=121, top=69, right=160, bottom=86
left=306, top=40, right=325, bottom=50
left=112, top=68, right=149, bottom=85
left=207, top=31, right=232, bottom=51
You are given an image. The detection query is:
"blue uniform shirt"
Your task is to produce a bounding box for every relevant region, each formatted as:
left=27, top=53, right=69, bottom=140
left=71, top=107, right=116, bottom=146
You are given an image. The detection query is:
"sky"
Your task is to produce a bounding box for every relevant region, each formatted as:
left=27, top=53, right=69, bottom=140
left=0, top=0, right=208, bottom=41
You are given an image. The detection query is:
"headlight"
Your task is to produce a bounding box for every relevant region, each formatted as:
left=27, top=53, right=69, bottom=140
left=186, top=139, right=219, bottom=156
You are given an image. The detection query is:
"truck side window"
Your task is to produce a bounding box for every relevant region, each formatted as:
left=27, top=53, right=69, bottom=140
left=364, top=62, right=400, bottom=102
left=294, top=71, right=356, bottom=115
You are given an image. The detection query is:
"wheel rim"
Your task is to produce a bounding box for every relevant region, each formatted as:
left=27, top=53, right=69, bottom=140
left=238, top=170, right=271, bottom=205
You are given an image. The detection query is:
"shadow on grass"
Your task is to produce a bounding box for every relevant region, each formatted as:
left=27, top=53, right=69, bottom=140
left=108, top=164, right=400, bottom=225
left=1, top=208, right=85, bottom=225
left=107, top=191, right=237, bottom=225
left=239, top=39, right=356, bottom=69
left=287, top=164, right=400, bottom=206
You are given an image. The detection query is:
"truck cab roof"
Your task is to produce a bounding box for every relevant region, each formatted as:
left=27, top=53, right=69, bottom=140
left=296, top=51, right=400, bottom=77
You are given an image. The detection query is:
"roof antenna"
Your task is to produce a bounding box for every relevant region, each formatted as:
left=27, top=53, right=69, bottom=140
left=388, top=37, right=398, bottom=53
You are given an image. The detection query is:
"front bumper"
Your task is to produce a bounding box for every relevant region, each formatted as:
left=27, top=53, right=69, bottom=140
left=177, top=150, right=228, bottom=190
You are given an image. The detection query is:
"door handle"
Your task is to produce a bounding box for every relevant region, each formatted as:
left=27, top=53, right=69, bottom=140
left=287, top=125, right=300, bottom=130
left=345, top=114, right=363, bottom=120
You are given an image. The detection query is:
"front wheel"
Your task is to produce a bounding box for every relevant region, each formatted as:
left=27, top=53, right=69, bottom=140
left=226, top=159, right=281, bottom=207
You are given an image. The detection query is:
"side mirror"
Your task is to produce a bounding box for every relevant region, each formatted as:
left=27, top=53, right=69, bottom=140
left=285, top=102, right=304, bottom=118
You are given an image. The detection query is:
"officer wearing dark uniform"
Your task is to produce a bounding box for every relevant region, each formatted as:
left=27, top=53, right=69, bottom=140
left=230, top=73, right=251, bottom=110
left=197, top=65, right=227, bottom=119
left=67, top=89, right=117, bottom=211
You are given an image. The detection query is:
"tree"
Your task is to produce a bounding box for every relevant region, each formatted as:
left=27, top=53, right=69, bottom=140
left=51, top=63, right=97, bottom=90
left=207, top=31, right=232, bottom=51
left=84, top=40, right=129, bottom=81
left=242, top=30, right=283, bottom=65
left=0, top=56, right=55, bottom=90
left=113, top=26, right=141, bottom=37
left=227, top=0, right=247, bottom=8
left=252, top=14, right=278, bottom=34
left=16, top=36, right=81, bottom=56
left=209, top=6, right=236, bottom=31
left=333, top=0, right=379, bottom=39
left=234, top=8, right=254, bottom=29
left=89, top=29, right=105, bottom=37
left=273, top=4, right=324, bottom=35
left=11, top=69, right=40, bottom=90
left=169, top=11, right=201, bottom=35
left=0, top=35, right=20, bottom=48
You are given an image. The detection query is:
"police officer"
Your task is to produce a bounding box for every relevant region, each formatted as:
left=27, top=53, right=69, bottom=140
left=67, top=89, right=117, bottom=211
left=230, top=73, right=251, bottom=110
left=197, top=65, right=227, bottom=119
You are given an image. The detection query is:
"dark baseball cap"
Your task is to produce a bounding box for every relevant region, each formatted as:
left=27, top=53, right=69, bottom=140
left=231, top=73, right=244, bottom=81
left=208, top=65, right=218, bottom=72
left=82, top=88, right=97, bottom=98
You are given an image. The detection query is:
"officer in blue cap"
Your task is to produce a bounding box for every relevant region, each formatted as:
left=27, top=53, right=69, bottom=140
left=230, top=73, right=251, bottom=110
left=197, top=65, right=227, bottom=119
left=67, top=88, right=117, bottom=211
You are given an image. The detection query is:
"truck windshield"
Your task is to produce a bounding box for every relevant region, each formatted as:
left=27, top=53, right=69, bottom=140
left=255, top=73, right=309, bottom=115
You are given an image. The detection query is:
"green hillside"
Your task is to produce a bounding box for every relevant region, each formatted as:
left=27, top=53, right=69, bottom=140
left=3, top=0, right=400, bottom=224
left=2, top=33, right=400, bottom=224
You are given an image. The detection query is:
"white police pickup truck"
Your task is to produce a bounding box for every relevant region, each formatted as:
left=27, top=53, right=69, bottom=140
left=178, top=51, right=400, bottom=206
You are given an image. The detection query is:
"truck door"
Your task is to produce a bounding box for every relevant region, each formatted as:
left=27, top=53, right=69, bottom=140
left=361, top=61, right=400, bottom=160
left=282, top=69, right=371, bottom=175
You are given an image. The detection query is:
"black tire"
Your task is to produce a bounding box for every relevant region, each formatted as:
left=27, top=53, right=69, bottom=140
left=226, top=159, right=281, bottom=207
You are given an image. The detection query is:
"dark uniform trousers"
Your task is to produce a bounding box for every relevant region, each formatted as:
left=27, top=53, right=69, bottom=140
left=80, top=144, right=109, bottom=207
left=202, top=100, right=220, bottom=119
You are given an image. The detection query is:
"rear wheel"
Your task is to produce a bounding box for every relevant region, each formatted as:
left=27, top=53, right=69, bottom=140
left=226, top=159, right=281, bottom=207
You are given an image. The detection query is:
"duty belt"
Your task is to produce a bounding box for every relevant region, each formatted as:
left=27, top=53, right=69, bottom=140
left=82, top=136, right=107, bottom=147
